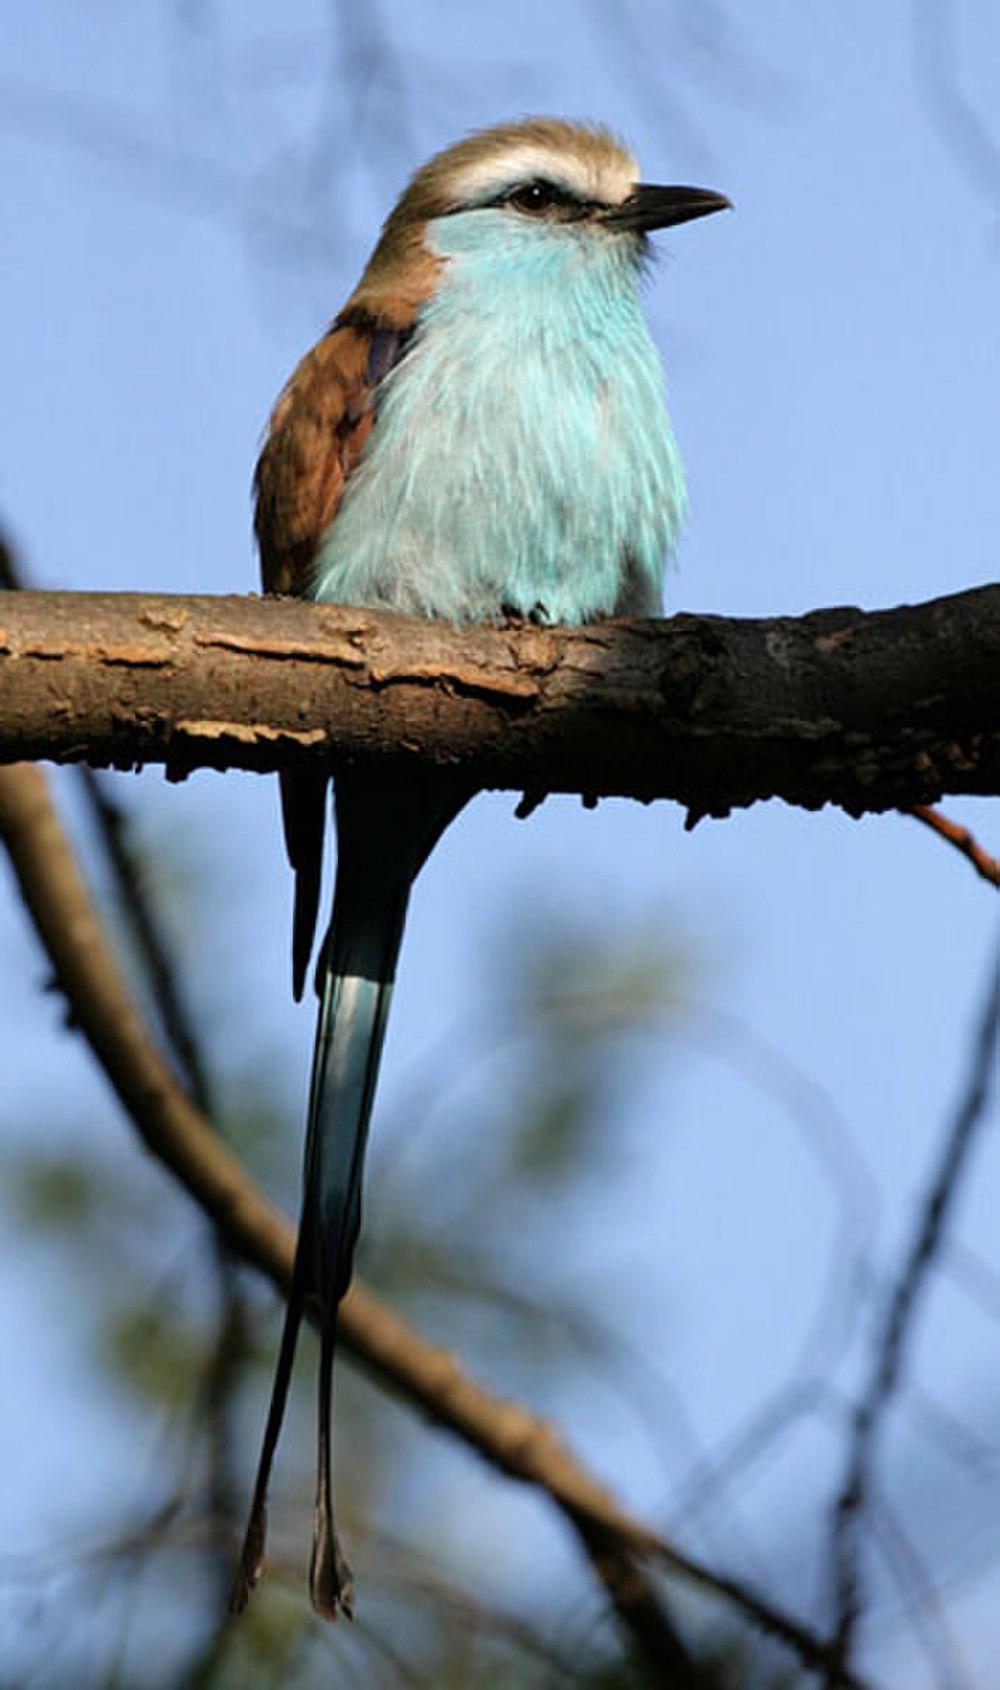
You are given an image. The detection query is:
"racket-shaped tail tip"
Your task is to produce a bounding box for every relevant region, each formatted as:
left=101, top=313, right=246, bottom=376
left=309, top=1513, right=355, bottom=1621
left=230, top=1502, right=268, bottom=1613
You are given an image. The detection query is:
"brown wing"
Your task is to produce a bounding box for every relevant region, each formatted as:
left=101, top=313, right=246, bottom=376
left=255, top=321, right=380, bottom=597
left=255, top=319, right=384, bottom=1001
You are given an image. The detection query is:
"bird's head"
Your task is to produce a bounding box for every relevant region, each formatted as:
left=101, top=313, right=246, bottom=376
left=350, top=118, right=730, bottom=322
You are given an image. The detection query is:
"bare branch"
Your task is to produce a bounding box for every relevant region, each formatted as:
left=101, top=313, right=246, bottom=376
left=826, top=948, right=1000, bottom=1678
left=910, top=805, right=1000, bottom=889
left=0, top=586, right=997, bottom=815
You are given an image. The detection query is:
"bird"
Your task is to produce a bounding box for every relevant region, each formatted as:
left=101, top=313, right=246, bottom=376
left=233, top=116, right=729, bottom=1621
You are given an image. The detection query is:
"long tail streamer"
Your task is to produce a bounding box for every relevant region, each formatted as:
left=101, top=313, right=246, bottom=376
left=233, top=774, right=466, bottom=1618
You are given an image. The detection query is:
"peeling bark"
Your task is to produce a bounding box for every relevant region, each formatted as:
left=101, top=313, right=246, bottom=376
left=0, top=585, right=996, bottom=816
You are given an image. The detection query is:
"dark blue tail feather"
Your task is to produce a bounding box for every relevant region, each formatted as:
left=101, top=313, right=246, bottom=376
left=234, top=774, right=467, bottom=1618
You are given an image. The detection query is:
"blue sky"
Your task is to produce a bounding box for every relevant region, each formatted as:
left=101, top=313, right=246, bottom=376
left=1, top=3, right=998, bottom=1683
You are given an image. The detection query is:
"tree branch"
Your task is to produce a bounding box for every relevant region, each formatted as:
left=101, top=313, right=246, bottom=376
left=825, top=948, right=1000, bottom=1680
left=910, top=806, right=1000, bottom=889
left=0, top=586, right=996, bottom=815
left=0, top=759, right=871, bottom=1687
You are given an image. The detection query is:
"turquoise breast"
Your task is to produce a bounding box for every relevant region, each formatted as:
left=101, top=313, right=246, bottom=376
left=312, top=210, right=686, bottom=626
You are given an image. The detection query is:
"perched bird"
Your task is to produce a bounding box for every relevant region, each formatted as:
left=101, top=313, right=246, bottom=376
left=234, top=116, right=728, bottom=1620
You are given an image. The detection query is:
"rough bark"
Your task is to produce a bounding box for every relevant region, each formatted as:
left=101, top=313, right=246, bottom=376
left=0, top=585, right=996, bottom=815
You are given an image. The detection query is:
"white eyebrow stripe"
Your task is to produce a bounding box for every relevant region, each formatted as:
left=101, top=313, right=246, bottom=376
left=450, top=146, right=636, bottom=209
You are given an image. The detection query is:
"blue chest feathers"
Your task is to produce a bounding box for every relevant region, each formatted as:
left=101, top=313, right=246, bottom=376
left=312, top=211, right=686, bottom=626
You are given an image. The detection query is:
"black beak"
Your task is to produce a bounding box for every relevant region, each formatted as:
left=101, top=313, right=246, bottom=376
left=603, top=184, right=732, bottom=234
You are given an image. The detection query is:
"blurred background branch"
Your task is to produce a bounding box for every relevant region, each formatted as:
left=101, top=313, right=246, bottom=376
left=3, top=755, right=868, bottom=1683
left=827, top=951, right=999, bottom=1682
left=0, top=529, right=244, bottom=1630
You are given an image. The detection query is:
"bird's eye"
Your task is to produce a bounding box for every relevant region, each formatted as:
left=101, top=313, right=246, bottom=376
left=508, top=180, right=561, bottom=214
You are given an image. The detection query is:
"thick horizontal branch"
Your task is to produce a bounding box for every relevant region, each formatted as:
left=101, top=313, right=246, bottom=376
left=0, top=586, right=997, bottom=815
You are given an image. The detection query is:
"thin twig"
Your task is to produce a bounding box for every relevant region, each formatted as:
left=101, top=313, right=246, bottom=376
left=70, top=760, right=247, bottom=1631
left=870, top=1489, right=972, bottom=1689
left=78, top=767, right=216, bottom=1101
left=826, top=947, right=1000, bottom=1679
left=910, top=806, right=1000, bottom=889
